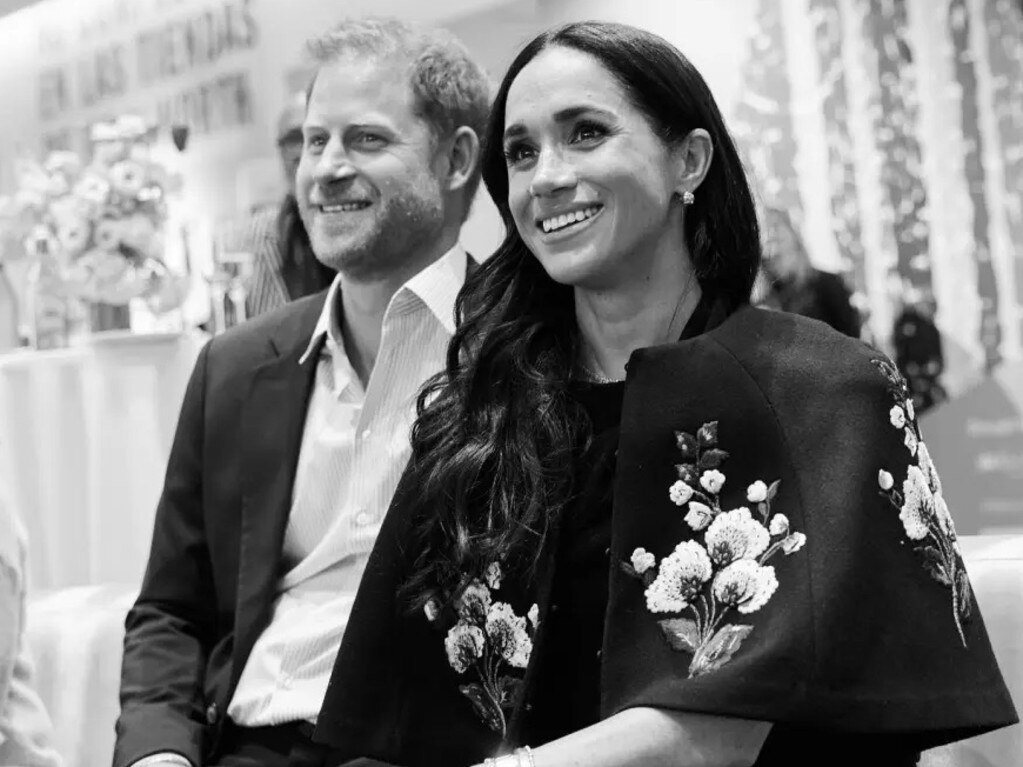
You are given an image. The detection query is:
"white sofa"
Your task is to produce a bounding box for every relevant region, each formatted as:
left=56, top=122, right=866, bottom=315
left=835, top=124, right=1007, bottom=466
left=24, top=536, right=1023, bottom=767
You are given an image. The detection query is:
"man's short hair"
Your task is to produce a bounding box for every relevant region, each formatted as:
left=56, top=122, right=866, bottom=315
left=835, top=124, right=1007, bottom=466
left=306, top=17, right=492, bottom=221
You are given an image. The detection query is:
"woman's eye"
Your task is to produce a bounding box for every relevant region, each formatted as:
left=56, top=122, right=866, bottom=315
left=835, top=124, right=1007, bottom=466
left=572, top=122, right=607, bottom=143
left=503, top=142, right=536, bottom=165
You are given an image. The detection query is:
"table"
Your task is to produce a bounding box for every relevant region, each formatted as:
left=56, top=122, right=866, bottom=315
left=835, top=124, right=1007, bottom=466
left=0, top=331, right=207, bottom=589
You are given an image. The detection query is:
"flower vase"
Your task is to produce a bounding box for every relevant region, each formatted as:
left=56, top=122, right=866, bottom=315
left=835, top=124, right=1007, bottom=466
left=88, top=301, right=132, bottom=333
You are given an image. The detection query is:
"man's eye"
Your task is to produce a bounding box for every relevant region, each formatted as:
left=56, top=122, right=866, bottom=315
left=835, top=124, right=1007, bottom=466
left=305, top=135, right=327, bottom=150
left=356, top=133, right=386, bottom=147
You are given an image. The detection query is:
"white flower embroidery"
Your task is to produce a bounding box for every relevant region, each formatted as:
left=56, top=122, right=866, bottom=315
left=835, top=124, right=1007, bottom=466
left=768, top=513, right=789, bottom=536
left=527, top=603, right=540, bottom=630
left=457, top=580, right=492, bottom=624
left=900, top=465, right=933, bottom=540
left=485, top=602, right=532, bottom=669
left=630, top=548, right=656, bottom=574
left=485, top=562, right=502, bottom=590
left=644, top=540, right=713, bottom=614
left=905, top=399, right=915, bottom=421
left=746, top=480, right=768, bottom=503
left=700, top=469, right=726, bottom=494
left=704, top=507, right=770, bottom=566
left=934, top=492, right=955, bottom=538
left=684, top=501, right=714, bottom=531
left=669, top=480, right=694, bottom=506
left=780, top=531, right=807, bottom=555
left=878, top=469, right=894, bottom=491
left=712, top=559, right=779, bottom=615
left=917, top=442, right=941, bottom=496
left=445, top=623, right=485, bottom=674
left=889, top=405, right=906, bottom=429
left=904, top=428, right=919, bottom=456
left=424, top=599, right=440, bottom=622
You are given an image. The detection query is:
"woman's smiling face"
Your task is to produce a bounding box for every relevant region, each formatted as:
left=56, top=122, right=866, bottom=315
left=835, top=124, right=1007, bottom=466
left=502, top=45, right=688, bottom=291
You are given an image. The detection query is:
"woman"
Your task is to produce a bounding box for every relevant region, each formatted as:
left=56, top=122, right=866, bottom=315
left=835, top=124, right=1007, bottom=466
left=758, top=205, right=861, bottom=338
left=314, top=22, right=1016, bottom=767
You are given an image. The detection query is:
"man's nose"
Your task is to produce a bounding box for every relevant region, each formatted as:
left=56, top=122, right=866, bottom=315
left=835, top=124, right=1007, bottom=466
left=529, top=147, right=577, bottom=197
left=313, top=136, right=358, bottom=184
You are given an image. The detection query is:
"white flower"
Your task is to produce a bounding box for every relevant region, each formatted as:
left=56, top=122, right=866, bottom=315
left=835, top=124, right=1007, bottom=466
left=934, top=492, right=956, bottom=538
left=700, top=469, right=726, bottom=494
left=905, top=399, right=916, bottom=421
left=780, top=531, right=806, bottom=555
left=630, top=547, right=656, bottom=574
left=424, top=599, right=440, bottom=623
left=527, top=603, right=540, bottom=630
left=746, top=480, right=768, bottom=503
left=904, top=428, right=919, bottom=456
left=917, top=442, right=941, bottom=495
left=485, top=562, right=502, bottom=590
left=94, top=218, right=123, bottom=251
left=486, top=602, right=532, bottom=668
left=704, top=507, right=770, bottom=566
left=889, top=405, right=906, bottom=429
left=444, top=623, right=485, bottom=673
left=684, top=501, right=714, bottom=531
left=644, top=540, right=713, bottom=614
left=769, top=514, right=789, bottom=537
left=669, top=480, right=694, bottom=506
left=712, top=560, right=779, bottom=614
left=900, top=464, right=934, bottom=540
left=110, top=160, right=146, bottom=197
left=878, top=469, right=895, bottom=491
left=456, top=580, right=492, bottom=624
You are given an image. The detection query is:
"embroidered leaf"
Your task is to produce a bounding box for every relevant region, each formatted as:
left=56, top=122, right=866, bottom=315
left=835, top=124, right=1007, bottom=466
left=620, top=560, right=640, bottom=579
left=658, top=617, right=702, bottom=654
left=921, top=545, right=952, bottom=586
left=756, top=501, right=768, bottom=521
left=698, top=449, right=730, bottom=470
left=496, top=675, right=522, bottom=707
left=675, top=431, right=699, bottom=460
left=689, top=624, right=754, bottom=678
left=767, top=479, right=781, bottom=501
left=459, top=682, right=506, bottom=735
left=697, top=421, right=719, bottom=448
left=956, top=568, right=973, bottom=623
left=675, top=463, right=699, bottom=486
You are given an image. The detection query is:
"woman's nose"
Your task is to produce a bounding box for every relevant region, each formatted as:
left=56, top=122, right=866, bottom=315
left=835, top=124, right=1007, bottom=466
left=529, top=147, right=577, bottom=197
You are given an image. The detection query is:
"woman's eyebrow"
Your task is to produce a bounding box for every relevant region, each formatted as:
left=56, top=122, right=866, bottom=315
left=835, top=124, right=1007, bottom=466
left=504, top=105, right=616, bottom=141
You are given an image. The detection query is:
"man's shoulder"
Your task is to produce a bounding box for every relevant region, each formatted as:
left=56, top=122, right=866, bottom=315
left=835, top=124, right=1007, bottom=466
left=207, top=292, right=327, bottom=362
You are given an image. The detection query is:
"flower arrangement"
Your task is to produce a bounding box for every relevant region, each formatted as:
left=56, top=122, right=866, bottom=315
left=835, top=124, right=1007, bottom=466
left=873, top=357, right=970, bottom=646
left=0, top=115, right=189, bottom=321
left=431, top=562, right=538, bottom=736
left=623, top=420, right=806, bottom=678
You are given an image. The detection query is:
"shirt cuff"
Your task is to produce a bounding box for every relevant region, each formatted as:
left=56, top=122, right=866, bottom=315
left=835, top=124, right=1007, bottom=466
left=130, top=753, right=194, bottom=767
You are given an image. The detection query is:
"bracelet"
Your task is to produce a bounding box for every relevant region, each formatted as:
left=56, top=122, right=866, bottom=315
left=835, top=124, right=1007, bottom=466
left=479, top=747, right=535, bottom=767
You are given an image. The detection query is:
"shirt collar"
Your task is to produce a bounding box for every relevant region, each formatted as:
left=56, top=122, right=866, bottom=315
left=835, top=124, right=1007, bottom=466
left=299, top=243, right=467, bottom=365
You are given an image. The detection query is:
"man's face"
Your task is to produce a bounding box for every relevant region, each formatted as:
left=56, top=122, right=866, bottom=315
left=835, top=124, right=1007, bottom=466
left=296, top=56, right=447, bottom=281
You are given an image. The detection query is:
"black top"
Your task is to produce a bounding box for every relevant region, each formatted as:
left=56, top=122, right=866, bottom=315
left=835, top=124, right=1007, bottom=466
left=314, top=296, right=1017, bottom=767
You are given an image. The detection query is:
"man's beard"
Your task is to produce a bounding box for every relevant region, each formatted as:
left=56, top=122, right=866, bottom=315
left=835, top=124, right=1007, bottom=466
left=305, top=186, right=446, bottom=283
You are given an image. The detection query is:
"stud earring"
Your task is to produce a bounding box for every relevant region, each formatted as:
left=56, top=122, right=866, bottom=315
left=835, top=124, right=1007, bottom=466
left=682, top=190, right=695, bottom=206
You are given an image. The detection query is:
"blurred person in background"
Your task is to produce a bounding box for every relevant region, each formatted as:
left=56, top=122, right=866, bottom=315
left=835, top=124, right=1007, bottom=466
left=114, top=16, right=489, bottom=767
left=245, top=93, right=337, bottom=317
left=0, top=485, right=62, bottom=767
left=759, top=205, right=861, bottom=338
left=893, top=298, right=947, bottom=416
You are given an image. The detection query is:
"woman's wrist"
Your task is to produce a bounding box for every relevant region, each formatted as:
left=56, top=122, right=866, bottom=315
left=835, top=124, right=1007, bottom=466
left=476, top=745, right=536, bottom=767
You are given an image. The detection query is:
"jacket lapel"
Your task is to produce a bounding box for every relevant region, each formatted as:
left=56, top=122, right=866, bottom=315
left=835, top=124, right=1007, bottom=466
left=231, top=294, right=326, bottom=686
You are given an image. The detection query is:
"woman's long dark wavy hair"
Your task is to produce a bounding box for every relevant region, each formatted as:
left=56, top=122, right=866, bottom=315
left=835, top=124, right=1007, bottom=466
left=400, top=21, right=762, bottom=609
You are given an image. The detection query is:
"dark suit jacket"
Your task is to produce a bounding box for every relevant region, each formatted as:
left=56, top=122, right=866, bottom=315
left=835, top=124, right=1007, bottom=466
left=114, top=292, right=327, bottom=767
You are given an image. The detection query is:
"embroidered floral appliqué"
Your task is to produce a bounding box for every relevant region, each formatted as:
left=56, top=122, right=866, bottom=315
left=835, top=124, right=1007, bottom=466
left=623, top=420, right=805, bottom=678
left=434, top=563, right=537, bottom=736
left=872, top=357, right=971, bottom=646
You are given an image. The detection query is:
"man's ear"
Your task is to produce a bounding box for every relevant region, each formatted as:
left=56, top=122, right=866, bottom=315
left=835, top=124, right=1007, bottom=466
left=673, top=128, right=714, bottom=197
left=442, top=126, right=481, bottom=193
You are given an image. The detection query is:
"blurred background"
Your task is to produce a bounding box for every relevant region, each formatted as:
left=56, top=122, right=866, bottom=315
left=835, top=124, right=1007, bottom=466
left=0, top=0, right=1019, bottom=582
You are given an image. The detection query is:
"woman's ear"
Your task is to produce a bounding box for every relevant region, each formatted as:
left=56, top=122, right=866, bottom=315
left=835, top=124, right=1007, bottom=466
left=673, top=128, right=714, bottom=198
left=442, top=126, right=481, bottom=193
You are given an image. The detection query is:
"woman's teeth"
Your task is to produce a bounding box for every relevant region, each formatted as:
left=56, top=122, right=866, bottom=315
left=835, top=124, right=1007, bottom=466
left=540, top=205, right=602, bottom=233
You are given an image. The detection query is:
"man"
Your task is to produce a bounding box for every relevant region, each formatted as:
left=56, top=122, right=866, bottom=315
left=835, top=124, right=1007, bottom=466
left=114, top=17, right=489, bottom=767
left=245, top=94, right=336, bottom=318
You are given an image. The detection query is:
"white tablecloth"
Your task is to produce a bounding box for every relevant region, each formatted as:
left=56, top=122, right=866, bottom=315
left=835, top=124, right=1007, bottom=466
left=0, top=332, right=206, bottom=590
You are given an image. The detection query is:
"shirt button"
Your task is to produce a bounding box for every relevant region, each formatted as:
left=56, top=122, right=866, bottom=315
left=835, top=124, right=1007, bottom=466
left=205, top=702, right=219, bottom=725
left=355, top=511, right=373, bottom=526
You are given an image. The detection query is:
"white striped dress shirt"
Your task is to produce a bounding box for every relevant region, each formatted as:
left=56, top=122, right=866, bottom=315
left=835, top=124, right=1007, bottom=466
left=226, top=245, right=466, bottom=727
